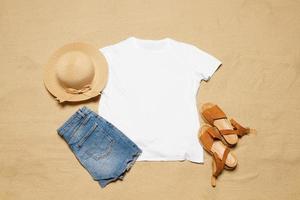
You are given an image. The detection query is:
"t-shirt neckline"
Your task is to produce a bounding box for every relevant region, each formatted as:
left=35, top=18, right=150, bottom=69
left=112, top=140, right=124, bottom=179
left=129, top=36, right=171, bottom=53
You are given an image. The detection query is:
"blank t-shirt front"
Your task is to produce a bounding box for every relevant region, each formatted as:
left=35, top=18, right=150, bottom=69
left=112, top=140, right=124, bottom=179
left=98, top=37, right=221, bottom=163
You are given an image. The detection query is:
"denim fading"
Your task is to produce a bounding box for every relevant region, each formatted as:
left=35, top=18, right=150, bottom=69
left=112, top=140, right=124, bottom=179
left=57, top=106, right=142, bottom=188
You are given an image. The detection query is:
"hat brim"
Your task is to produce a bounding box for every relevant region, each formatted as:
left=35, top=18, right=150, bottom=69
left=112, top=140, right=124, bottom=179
left=43, top=42, right=108, bottom=103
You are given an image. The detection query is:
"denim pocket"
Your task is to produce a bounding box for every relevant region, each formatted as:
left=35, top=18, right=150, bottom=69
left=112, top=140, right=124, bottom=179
left=79, top=123, right=116, bottom=161
left=68, top=115, right=91, bottom=145
left=77, top=122, right=98, bottom=148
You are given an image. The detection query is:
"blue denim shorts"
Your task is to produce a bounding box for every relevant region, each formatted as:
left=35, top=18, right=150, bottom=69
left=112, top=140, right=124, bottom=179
left=57, top=106, right=142, bottom=188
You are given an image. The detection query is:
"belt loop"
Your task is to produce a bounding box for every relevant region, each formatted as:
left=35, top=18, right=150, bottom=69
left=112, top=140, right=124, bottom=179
left=83, top=114, right=91, bottom=125
left=77, top=109, right=85, bottom=118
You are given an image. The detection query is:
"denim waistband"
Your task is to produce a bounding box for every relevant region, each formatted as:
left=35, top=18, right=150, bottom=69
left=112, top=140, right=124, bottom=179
left=77, top=106, right=93, bottom=117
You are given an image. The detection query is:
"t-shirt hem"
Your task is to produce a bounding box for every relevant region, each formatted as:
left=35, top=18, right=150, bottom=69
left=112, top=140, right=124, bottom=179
left=136, top=155, right=204, bottom=164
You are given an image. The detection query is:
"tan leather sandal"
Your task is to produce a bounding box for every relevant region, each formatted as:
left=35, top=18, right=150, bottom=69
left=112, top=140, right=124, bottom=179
left=201, top=103, right=250, bottom=146
left=199, top=125, right=238, bottom=187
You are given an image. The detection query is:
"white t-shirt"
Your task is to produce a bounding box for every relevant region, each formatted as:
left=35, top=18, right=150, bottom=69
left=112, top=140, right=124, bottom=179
left=98, top=37, right=221, bottom=163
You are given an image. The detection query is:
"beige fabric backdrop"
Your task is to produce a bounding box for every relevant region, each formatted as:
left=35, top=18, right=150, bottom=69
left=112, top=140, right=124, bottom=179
left=1, top=0, right=299, bottom=199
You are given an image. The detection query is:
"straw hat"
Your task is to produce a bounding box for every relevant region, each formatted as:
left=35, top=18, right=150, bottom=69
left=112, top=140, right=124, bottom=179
left=43, top=42, right=108, bottom=103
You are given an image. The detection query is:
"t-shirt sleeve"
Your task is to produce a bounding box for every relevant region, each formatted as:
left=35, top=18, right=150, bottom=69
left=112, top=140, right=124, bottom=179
left=189, top=45, right=222, bottom=81
left=99, top=46, right=112, bottom=65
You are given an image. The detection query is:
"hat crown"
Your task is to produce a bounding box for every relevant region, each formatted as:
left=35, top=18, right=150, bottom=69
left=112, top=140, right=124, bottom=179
left=55, top=51, right=95, bottom=89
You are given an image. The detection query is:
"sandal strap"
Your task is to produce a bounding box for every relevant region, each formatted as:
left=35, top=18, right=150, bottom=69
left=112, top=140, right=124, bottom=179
left=230, top=118, right=250, bottom=137
left=212, top=148, right=230, bottom=177
left=212, top=153, right=223, bottom=177
left=200, top=127, right=222, bottom=151
left=219, top=129, right=240, bottom=136
left=222, top=148, right=230, bottom=166
left=207, top=127, right=222, bottom=140
left=202, top=105, right=227, bottom=125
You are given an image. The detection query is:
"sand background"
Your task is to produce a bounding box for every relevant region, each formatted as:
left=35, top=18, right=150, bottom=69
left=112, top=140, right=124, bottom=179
left=0, top=0, right=299, bottom=199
